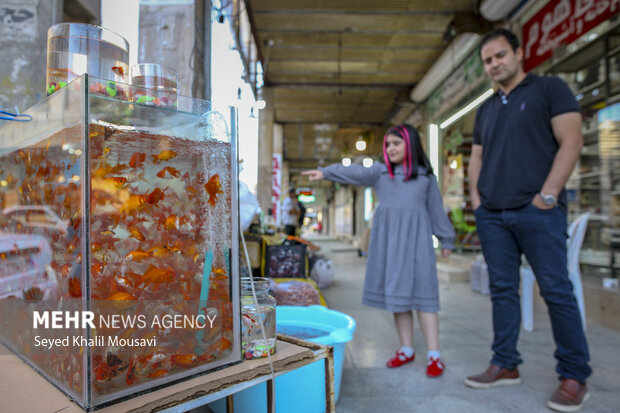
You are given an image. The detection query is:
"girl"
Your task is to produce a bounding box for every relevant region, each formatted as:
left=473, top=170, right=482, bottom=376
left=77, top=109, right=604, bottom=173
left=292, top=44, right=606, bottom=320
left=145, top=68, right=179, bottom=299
left=302, top=124, right=455, bottom=377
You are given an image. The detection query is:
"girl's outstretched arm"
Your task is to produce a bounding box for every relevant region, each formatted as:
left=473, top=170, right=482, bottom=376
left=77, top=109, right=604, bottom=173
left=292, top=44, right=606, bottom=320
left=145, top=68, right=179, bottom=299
left=301, top=169, right=324, bottom=181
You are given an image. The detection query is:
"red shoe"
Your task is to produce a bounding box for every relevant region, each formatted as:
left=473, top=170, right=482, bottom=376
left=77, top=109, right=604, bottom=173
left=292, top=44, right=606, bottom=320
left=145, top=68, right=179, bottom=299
left=426, top=357, right=444, bottom=377
left=386, top=350, right=415, bottom=368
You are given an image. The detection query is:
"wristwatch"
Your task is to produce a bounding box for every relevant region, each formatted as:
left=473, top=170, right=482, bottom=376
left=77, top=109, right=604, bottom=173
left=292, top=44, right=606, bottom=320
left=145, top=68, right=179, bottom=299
left=539, top=192, right=557, bottom=206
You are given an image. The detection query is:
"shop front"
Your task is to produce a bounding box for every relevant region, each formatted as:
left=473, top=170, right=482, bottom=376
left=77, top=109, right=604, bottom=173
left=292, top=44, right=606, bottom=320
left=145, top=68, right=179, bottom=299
left=425, top=49, right=491, bottom=252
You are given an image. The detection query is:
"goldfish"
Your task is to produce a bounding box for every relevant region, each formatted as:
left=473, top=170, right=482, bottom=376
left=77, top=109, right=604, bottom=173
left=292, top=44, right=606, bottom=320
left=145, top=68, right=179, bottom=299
left=120, top=194, right=149, bottom=215
left=60, top=263, right=72, bottom=277
left=92, top=161, right=126, bottom=179
left=111, top=65, right=125, bottom=76
left=94, top=362, right=112, bottom=382
left=125, top=360, right=136, bottom=385
left=23, top=287, right=44, bottom=301
left=128, top=225, right=145, bottom=242
left=90, top=242, right=103, bottom=253
left=146, top=188, right=165, bottom=206
left=91, top=260, right=105, bottom=276
left=141, top=265, right=175, bottom=287
left=108, top=176, right=127, bottom=188
left=170, top=354, right=196, bottom=367
left=204, top=174, right=223, bottom=207
left=108, top=292, right=136, bottom=300
left=151, top=150, right=177, bottom=164
left=148, top=369, right=169, bottom=378
left=212, top=267, right=226, bottom=275
left=157, top=214, right=180, bottom=231
left=100, top=230, right=116, bottom=236
left=102, top=147, right=111, bottom=157
left=125, top=249, right=150, bottom=261
left=156, top=166, right=181, bottom=178
left=148, top=245, right=174, bottom=258
left=68, top=278, right=81, bottom=297
left=129, top=152, right=146, bottom=168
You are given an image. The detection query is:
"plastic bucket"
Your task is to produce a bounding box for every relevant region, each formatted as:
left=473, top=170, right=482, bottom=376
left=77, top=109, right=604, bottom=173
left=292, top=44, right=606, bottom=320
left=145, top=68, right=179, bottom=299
left=209, top=305, right=356, bottom=413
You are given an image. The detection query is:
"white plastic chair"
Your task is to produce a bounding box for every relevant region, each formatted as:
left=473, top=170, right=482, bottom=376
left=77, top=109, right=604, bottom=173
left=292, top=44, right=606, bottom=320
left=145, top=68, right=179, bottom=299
left=520, top=211, right=591, bottom=332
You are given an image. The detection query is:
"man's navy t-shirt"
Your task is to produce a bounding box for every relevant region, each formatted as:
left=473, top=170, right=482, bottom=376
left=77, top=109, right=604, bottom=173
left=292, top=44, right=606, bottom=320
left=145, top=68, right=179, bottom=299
left=473, top=73, right=580, bottom=210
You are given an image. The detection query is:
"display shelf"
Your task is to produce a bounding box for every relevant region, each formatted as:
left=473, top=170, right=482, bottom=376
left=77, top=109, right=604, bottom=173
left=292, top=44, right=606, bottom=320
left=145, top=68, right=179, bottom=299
left=0, top=335, right=335, bottom=413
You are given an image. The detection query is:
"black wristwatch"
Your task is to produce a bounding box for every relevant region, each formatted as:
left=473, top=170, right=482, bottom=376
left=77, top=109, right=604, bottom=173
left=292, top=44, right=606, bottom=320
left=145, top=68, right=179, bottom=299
left=538, top=192, right=557, bottom=206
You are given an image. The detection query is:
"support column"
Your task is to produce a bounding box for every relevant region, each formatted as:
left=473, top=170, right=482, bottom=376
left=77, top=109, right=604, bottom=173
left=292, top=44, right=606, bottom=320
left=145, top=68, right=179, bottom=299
left=139, top=0, right=206, bottom=98
left=257, top=87, right=274, bottom=214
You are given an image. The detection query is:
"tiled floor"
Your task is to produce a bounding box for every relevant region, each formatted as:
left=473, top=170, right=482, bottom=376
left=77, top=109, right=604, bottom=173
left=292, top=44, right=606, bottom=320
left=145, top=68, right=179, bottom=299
left=310, top=235, right=620, bottom=413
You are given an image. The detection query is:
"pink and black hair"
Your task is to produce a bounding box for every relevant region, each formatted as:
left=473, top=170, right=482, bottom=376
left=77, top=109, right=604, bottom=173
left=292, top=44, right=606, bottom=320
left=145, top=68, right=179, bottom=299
left=383, top=123, right=433, bottom=181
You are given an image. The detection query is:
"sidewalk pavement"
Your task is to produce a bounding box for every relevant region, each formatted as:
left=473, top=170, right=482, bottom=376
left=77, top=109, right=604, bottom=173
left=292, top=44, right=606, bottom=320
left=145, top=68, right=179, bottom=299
left=307, top=235, right=620, bottom=413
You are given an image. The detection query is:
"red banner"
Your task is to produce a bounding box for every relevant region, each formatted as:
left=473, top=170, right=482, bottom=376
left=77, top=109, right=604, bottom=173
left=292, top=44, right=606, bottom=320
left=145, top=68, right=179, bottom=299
left=522, top=0, right=619, bottom=72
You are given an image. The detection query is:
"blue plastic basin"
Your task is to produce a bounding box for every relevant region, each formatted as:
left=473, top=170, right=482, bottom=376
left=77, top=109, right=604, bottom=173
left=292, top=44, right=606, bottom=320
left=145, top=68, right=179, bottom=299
left=209, top=305, right=356, bottom=413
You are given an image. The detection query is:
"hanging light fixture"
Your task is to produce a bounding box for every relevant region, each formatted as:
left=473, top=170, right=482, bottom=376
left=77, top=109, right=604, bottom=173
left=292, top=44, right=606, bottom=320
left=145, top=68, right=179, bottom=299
left=342, top=157, right=352, bottom=166
left=362, top=157, right=373, bottom=168
left=355, top=136, right=366, bottom=151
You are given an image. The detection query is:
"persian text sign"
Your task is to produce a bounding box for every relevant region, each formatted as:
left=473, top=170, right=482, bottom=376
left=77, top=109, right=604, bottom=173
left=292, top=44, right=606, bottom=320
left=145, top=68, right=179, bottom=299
left=271, top=153, right=282, bottom=225
left=522, top=0, right=619, bottom=72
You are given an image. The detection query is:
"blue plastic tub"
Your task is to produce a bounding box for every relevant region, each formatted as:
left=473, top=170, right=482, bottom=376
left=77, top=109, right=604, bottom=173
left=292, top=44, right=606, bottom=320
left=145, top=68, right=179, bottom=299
left=209, top=305, right=356, bottom=413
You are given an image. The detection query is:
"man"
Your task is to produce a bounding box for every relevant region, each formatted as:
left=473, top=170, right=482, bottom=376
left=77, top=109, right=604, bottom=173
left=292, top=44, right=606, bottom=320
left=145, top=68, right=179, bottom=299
left=465, top=28, right=591, bottom=412
left=281, top=188, right=300, bottom=236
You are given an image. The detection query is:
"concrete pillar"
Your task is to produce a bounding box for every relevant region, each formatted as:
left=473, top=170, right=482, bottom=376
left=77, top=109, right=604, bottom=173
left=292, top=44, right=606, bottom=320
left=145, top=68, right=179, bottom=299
left=138, top=0, right=211, bottom=100
left=0, top=0, right=100, bottom=112
left=257, top=86, right=274, bottom=214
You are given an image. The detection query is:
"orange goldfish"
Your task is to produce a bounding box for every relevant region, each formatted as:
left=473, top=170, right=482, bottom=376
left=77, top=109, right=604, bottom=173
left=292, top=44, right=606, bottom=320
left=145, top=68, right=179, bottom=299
left=157, top=214, right=180, bottom=231
left=68, top=278, right=81, bottom=297
left=120, top=194, right=149, bottom=215
left=151, top=150, right=177, bottom=164
left=111, top=65, right=125, bottom=76
left=108, top=292, right=136, bottom=300
left=125, top=360, right=136, bottom=385
left=156, top=166, right=181, bottom=178
left=128, top=226, right=145, bottom=242
left=91, top=260, right=105, bottom=276
left=129, top=152, right=146, bottom=168
left=90, top=242, right=103, bottom=252
left=125, top=249, right=150, bottom=261
left=141, top=265, right=175, bottom=287
left=204, top=174, right=223, bottom=206
left=148, top=245, right=174, bottom=258
left=148, top=369, right=168, bottom=378
left=146, top=188, right=165, bottom=206
left=212, top=267, right=226, bottom=275
left=170, top=354, right=196, bottom=366
left=108, top=176, right=127, bottom=188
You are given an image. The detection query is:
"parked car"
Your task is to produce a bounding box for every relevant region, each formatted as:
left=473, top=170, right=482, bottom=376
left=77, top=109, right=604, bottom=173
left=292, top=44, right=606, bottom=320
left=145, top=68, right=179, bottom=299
left=0, top=231, right=58, bottom=300
left=2, top=205, right=69, bottom=236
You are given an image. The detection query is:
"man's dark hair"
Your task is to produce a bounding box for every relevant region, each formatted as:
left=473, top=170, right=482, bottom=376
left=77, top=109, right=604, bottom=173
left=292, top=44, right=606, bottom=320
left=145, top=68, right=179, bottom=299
left=479, top=28, right=520, bottom=55
left=289, top=188, right=297, bottom=195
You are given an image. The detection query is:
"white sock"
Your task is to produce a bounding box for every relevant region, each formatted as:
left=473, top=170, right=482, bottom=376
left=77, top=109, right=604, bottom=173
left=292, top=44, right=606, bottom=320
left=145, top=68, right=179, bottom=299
left=427, top=350, right=441, bottom=360
left=399, top=346, right=414, bottom=358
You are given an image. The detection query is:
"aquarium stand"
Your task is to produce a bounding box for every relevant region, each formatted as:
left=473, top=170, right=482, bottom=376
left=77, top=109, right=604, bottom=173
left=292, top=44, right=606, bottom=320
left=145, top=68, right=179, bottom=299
left=0, top=335, right=335, bottom=413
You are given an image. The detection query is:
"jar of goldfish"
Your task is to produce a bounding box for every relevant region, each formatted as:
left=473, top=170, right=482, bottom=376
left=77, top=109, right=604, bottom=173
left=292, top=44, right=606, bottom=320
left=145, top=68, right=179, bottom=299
left=240, top=277, right=276, bottom=359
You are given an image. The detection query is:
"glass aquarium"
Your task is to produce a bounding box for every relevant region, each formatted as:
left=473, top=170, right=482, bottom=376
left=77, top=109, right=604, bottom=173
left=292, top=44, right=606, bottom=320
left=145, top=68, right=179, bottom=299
left=131, top=63, right=178, bottom=108
left=0, top=75, right=240, bottom=409
left=47, top=23, right=130, bottom=97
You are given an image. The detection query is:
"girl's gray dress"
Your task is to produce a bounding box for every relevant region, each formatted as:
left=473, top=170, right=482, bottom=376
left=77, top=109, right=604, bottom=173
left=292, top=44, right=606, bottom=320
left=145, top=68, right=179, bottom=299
left=320, top=162, right=455, bottom=312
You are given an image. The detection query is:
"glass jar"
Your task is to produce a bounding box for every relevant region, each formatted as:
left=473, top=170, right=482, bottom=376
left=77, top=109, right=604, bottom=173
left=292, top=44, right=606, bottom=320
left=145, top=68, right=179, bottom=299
left=241, top=277, right=276, bottom=359
left=46, top=23, right=130, bottom=97
left=131, top=63, right=178, bottom=108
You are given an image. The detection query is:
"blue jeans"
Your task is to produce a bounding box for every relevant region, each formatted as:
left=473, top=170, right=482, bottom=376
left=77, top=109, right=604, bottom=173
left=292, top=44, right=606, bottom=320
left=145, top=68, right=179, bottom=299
left=474, top=203, right=592, bottom=382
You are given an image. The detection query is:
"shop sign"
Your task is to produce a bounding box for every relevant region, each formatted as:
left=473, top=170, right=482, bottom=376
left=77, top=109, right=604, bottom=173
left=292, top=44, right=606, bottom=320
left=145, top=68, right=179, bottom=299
left=271, top=153, right=282, bottom=224
left=427, top=51, right=486, bottom=119
left=523, top=0, right=620, bottom=72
